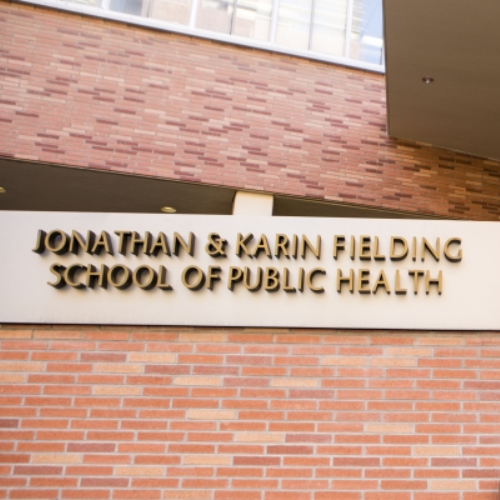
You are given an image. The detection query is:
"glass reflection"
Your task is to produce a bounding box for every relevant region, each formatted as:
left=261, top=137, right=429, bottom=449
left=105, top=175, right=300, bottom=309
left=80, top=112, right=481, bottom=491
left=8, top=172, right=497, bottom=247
left=149, top=0, right=192, bottom=25
left=108, top=0, right=192, bottom=24
left=109, top=0, right=145, bottom=15
left=197, top=0, right=235, bottom=34
left=276, top=0, right=313, bottom=51
left=311, top=0, right=348, bottom=56
left=350, top=0, right=384, bottom=65
left=232, top=0, right=273, bottom=42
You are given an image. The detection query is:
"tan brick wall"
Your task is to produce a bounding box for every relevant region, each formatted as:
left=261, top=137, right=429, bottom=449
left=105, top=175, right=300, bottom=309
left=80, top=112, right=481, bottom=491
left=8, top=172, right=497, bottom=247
left=1, top=325, right=499, bottom=499
left=1, top=2, right=500, bottom=220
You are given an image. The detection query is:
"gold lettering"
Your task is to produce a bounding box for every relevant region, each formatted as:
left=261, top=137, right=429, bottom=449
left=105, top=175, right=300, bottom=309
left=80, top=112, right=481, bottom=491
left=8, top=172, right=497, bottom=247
left=205, top=233, right=227, bottom=258
left=207, top=266, right=222, bottom=291
left=297, top=267, right=305, bottom=292
left=181, top=265, right=205, bottom=290
left=114, top=230, right=131, bottom=255
left=411, top=236, right=417, bottom=261
left=395, top=270, right=407, bottom=295
left=336, top=268, right=354, bottom=293
left=253, top=235, right=272, bottom=258
left=372, top=270, right=390, bottom=294
left=264, top=267, right=280, bottom=292
left=291, top=235, right=298, bottom=259
left=282, top=268, right=296, bottom=293
left=444, top=238, right=462, bottom=262
left=130, top=231, right=151, bottom=256
left=408, top=270, right=425, bottom=294
left=300, top=235, right=321, bottom=259
left=359, top=235, right=371, bottom=260
left=228, top=266, right=243, bottom=290
left=275, top=234, right=290, bottom=259
left=46, top=230, right=69, bottom=255
left=108, top=265, right=132, bottom=290
left=86, top=264, right=108, bottom=289
left=92, top=231, right=113, bottom=255
left=150, top=232, right=171, bottom=257
left=157, top=265, right=172, bottom=290
left=350, top=236, right=355, bottom=260
left=69, top=230, right=93, bottom=255
left=306, top=268, right=326, bottom=293
left=390, top=237, right=408, bottom=261
left=333, top=235, right=345, bottom=259
left=173, top=232, right=195, bottom=257
left=373, top=236, right=386, bottom=261
left=243, top=267, right=262, bottom=292
left=64, top=264, right=86, bottom=289
left=132, top=265, right=157, bottom=290
left=236, top=233, right=253, bottom=258
left=47, top=263, right=65, bottom=288
left=421, top=237, right=440, bottom=262
left=32, top=229, right=46, bottom=254
left=358, top=269, right=371, bottom=294
left=426, top=270, right=443, bottom=295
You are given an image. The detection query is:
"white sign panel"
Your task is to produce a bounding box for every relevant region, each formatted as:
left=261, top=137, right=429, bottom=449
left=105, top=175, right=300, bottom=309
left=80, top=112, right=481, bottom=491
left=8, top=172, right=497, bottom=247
left=0, top=211, right=498, bottom=329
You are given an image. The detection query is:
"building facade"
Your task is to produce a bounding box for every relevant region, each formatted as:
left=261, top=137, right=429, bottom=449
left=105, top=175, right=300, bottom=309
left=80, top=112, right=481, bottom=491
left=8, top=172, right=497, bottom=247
left=1, top=1, right=500, bottom=499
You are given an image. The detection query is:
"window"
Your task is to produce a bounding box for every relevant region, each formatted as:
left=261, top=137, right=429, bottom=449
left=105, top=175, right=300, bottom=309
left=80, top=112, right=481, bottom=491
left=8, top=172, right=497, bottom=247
left=110, top=0, right=145, bottom=16
left=232, top=0, right=273, bottom=42
left=109, top=0, right=192, bottom=23
left=197, top=0, right=272, bottom=41
left=197, top=0, right=234, bottom=34
left=150, top=0, right=192, bottom=25
left=311, top=0, right=348, bottom=57
left=350, top=0, right=384, bottom=65
left=276, top=0, right=312, bottom=51
left=39, top=0, right=385, bottom=71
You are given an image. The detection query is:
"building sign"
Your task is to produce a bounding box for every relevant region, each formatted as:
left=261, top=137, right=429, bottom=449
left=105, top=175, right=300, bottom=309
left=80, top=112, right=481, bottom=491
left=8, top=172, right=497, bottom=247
left=0, top=212, right=498, bottom=329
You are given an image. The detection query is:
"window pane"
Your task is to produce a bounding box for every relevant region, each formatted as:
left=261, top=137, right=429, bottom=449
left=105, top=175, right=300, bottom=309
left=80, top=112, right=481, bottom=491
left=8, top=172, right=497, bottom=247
left=109, top=0, right=147, bottom=16
left=232, top=0, right=273, bottom=42
left=310, top=0, right=348, bottom=56
left=275, top=0, right=313, bottom=51
left=197, top=0, right=235, bottom=34
left=149, top=0, right=192, bottom=25
left=350, top=0, right=384, bottom=65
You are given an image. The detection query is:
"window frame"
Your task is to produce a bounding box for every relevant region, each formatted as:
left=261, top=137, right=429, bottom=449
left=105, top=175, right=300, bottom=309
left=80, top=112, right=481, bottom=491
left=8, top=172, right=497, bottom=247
left=18, top=0, right=385, bottom=73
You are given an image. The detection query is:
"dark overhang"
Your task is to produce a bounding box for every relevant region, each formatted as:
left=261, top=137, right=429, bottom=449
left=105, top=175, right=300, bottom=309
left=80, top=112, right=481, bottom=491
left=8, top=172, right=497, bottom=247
left=0, top=158, right=437, bottom=219
left=384, top=0, right=500, bottom=161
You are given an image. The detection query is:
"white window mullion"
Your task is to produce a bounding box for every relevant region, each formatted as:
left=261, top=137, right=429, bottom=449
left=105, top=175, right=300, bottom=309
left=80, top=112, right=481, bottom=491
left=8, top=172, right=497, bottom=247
left=269, top=0, right=280, bottom=43
left=101, top=0, right=111, bottom=11
left=189, top=0, right=200, bottom=28
left=308, top=0, right=316, bottom=51
left=344, top=0, right=355, bottom=59
left=229, top=0, right=238, bottom=35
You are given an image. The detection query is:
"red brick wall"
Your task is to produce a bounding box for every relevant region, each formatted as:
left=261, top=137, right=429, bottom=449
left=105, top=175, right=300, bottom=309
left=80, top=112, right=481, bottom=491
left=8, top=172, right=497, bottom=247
left=1, top=325, right=499, bottom=500
left=1, top=2, right=500, bottom=220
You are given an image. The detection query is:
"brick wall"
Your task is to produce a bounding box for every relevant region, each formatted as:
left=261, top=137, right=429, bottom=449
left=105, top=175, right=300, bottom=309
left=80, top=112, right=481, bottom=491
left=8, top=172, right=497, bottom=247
left=1, top=325, right=499, bottom=500
left=1, top=2, right=500, bottom=220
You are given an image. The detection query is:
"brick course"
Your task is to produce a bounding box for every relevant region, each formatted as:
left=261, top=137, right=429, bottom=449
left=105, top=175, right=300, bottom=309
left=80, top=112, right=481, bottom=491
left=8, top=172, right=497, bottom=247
left=0, top=325, right=499, bottom=499
left=1, top=2, right=500, bottom=220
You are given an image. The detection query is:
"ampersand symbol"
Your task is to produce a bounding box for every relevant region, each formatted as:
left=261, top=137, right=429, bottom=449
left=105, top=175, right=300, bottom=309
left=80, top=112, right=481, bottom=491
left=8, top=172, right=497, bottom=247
left=205, top=233, right=227, bottom=258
